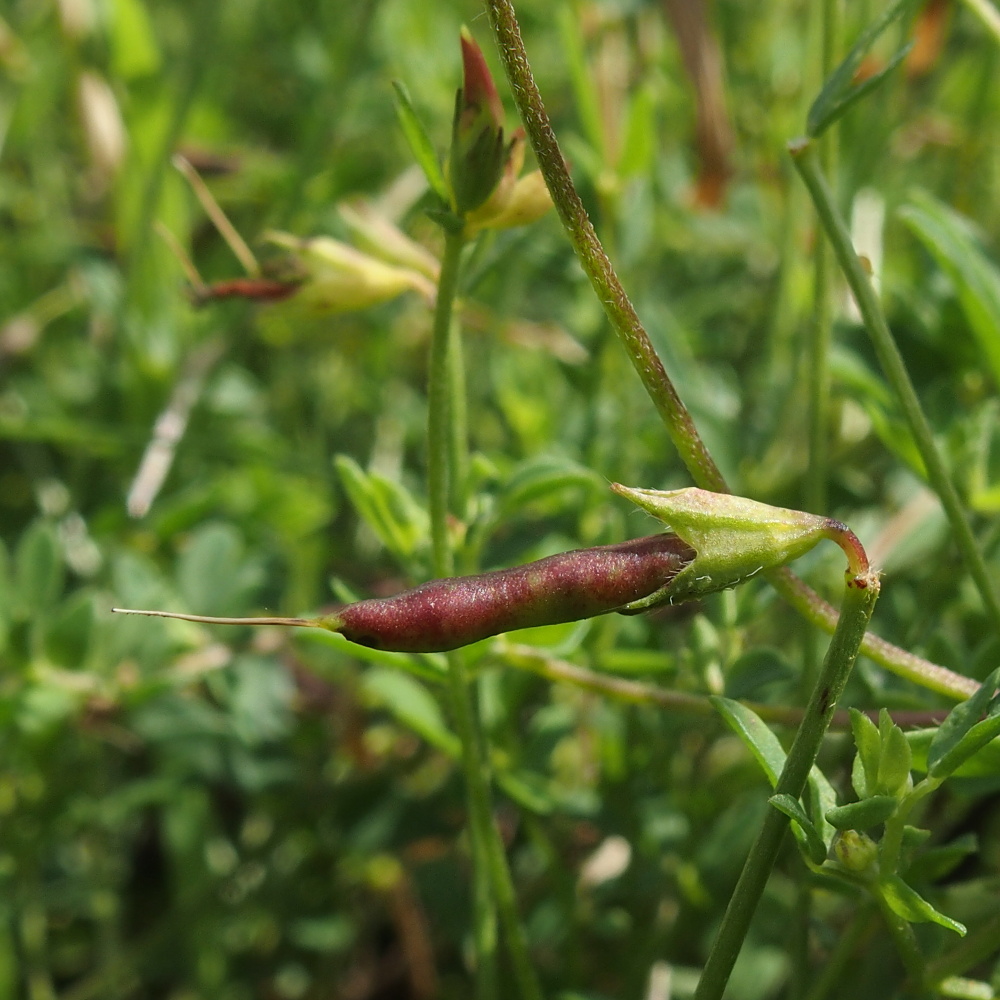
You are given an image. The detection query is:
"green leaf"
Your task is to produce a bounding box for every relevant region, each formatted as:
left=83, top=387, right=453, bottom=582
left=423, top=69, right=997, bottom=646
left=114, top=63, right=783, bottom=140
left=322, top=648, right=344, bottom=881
left=335, top=455, right=429, bottom=566
left=901, top=825, right=932, bottom=850
left=497, top=769, right=557, bottom=815
left=876, top=709, right=913, bottom=797
left=850, top=708, right=881, bottom=798
left=715, top=700, right=841, bottom=851
left=880, top=875, right=966, bottom=936
left=806, top=0, right=916, bottom=138
left=229, top=654, right=295, bottom=745
left=289, top=916, right=354, bottom=954
left=907, top=833, right=977, bottom=883
left=556, top=3, right=604, bottom=155
left=110, top=0, right=161, bottom=79
left=806, top=766, right=840, bottom=852
left=618, top=85, right=656, bottom=178
left=45, top=590, right=96, bottom=669
left=15, top=520, right=64, bottom=617
left=908, top=727, right=1000, bottom=778
left=825, top=795, right=899, bottom=831
left=0, top=539, right=10, bottom=655
left=935, top=975, right=994, bottom=1000
left=362, top=668, right=459, bottom=757
left=391, top=81, right=449, bottom=204
left=928, top=667, right=1000, bottom=778
left=17, top=682, right=81, bottom=735
left=770, top=793, right=828, bottom=865
left=177, top=522, right=264, bottom=618
left=898, top=194, right=1000, bottom=389
left=712, top=696, right=785, bottom=786
left=932, top=713, right=1000, bottom=780
left=724, top=648, right=795, bottom=700
left=495, top=456, right=605, bottom=520
left=297, top=629, right=447, bottom=683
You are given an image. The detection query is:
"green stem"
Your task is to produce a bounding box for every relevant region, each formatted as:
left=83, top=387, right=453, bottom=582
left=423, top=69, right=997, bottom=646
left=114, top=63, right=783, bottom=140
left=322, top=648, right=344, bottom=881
left=428, top=229, right=542, bottom=1000
left=498, top=640, right=951, bottom=729
left=442, top=664, right=542, bottom=1000
left=694, top=570, right=880, bottom=1000
left=444, top=655, right=499, bottom=1000
left=806, top=0, right=839, bottom=517
left=878, top=776, right=940, bottom=876
left=481, top=0, right=978, bottom=703
left=789, top=881, right=812, bottom=1000
left=448, top=315, right=470, bottom=526
left=429, top=231, right=466, bottom=578
left=790, top=138, right=1000, bottom=637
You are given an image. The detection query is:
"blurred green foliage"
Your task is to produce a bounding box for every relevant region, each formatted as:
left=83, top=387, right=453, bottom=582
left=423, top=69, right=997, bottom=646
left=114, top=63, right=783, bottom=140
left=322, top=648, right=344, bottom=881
left=2, top=0, right=1000, bottom=997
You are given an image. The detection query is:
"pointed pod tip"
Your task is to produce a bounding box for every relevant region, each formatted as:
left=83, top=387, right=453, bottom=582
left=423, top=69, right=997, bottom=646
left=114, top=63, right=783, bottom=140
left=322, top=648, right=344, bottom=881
left=110, top=608, right=320, bottom=628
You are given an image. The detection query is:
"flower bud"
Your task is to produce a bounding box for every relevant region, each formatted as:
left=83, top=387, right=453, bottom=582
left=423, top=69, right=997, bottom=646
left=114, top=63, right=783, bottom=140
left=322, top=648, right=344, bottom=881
left=192, top=277, right=301, bottom=306
left=834, top=830, right=879, bottom=874
left=449, top=28, right=507, bottom=215
left=264, top=231, right=435, bottom=313
left=338, top=201, right=440, bottom=281
left=611, top=485, right=864, bottom=609
left=464, top=163, right=553, bottom=236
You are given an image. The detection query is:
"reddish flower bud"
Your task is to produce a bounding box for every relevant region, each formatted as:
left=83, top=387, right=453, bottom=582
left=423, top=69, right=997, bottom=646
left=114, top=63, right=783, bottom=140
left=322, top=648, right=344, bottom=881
left=192, top=277, right=301, bottom=306
left=449, top=28, right=507, bottom=215
left=458, top=26, right=504, bottom=134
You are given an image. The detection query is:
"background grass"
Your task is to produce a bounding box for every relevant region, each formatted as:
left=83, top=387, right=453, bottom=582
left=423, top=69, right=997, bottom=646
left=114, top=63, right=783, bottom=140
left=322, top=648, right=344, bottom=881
left=1, top=0, right=1000, bottom=997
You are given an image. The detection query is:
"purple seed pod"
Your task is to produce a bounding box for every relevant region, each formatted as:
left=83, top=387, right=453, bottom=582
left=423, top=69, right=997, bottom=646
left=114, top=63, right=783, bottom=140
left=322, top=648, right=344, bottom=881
left=113, top=533, right=694, bottom=653
left=319, top=533, right=694, bottom=652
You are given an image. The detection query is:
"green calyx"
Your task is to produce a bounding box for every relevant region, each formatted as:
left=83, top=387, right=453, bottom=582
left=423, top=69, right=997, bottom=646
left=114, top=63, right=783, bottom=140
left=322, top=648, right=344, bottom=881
left=612, top=485, right=860, bottom=610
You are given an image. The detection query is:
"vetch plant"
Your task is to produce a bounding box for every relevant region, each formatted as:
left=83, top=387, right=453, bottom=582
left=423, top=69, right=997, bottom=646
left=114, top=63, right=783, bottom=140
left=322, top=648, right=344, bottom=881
left=95, top=5, right=1000, bottom=999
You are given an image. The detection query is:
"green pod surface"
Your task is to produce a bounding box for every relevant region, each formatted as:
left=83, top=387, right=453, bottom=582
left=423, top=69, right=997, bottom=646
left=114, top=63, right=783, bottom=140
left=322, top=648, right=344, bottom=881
left=322, top=533, right=695, bottom=652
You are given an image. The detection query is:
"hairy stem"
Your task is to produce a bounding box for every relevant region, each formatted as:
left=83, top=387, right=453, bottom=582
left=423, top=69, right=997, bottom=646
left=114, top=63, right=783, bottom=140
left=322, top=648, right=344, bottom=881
left=498, top=640, right=951, bottom=728
left=694, top=570, right=880, bottom=1000
left=790, top=138, right=1000, bottom=636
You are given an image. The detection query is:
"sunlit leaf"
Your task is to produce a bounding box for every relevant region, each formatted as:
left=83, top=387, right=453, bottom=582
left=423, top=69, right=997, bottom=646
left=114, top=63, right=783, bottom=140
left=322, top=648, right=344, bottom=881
left=807, top=0, right=916, bottom=138
left=391, top=81, right=450, bottom=203
left=880, top=875, right=966, bottom=936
